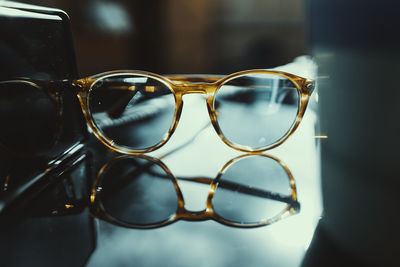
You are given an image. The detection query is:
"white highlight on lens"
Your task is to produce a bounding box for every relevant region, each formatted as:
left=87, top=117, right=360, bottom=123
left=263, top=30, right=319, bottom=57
left=123, top=77, right=148, bottom=84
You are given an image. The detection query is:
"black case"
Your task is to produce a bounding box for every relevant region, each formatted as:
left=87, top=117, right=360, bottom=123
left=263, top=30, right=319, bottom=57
left=0, top=1, right=87, bottom=213
left=0, top=2, right=94, bottom=266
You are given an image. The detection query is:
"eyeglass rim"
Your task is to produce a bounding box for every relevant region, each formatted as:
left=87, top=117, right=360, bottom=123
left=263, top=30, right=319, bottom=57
left=75, top=71, right=180, bottom=155
left=90, top=153, right=299, bottom=229
left=75, top=69, right=314, bottom=155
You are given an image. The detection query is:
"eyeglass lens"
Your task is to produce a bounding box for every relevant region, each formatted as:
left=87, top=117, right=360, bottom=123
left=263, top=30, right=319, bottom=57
left=97, top=157, right=179, bottom=226
left=214, top=74, right=300, bottom=149
left=88, top=74, right=176, bottom=150
left=212, top=155, right=293, bottom=224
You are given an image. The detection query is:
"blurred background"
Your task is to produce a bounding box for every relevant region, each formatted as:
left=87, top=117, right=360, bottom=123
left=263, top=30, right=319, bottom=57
left=4, top=1, right=400, bottom=266
left=16, top=0, right=308, bottom=76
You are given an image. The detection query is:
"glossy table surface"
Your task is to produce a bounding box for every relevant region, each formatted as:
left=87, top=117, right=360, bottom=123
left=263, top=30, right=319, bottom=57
left=87, top=91, right=322, bottom=267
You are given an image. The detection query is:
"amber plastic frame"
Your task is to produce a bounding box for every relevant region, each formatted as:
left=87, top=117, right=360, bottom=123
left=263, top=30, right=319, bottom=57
left=73, top=69, right=315, bottom=155
left=90, top=153, right=299, bottom=229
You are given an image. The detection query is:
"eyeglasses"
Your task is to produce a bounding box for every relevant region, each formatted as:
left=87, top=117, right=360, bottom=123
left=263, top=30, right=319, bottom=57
left=74, top=69, right=315, bottom=154
left=91, top=153, right=300, bottom=228
left=0, top=69, right=314, bottom=155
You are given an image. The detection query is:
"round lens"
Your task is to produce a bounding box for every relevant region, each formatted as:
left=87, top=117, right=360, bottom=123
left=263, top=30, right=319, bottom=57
left=212, top=155, right=295, bottom=225
left=0, top=81, right=58, bottom=154
left=214, top=73, right=300, bottom=149
left=97, top=156, right=179, bottom=226
left=88, top=74, right=176, bottom=150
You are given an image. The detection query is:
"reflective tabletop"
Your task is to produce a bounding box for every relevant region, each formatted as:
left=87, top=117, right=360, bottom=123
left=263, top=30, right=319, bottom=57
left=86, top=89, right=322, bottom=267
left=0, top=59, right=322, bottom=267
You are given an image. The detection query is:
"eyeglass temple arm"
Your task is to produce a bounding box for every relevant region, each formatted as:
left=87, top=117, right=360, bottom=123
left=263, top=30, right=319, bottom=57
left=99, top=78, right=213, bottom=120
left=176, top=176, right=298, bottom=207
left=102, top=84, right=170, bottom=120
left=304, top=79, right=315, bottom=95
left=106, top=87, right=139, bottom=118
left=98, top=77, right=218, bottom=120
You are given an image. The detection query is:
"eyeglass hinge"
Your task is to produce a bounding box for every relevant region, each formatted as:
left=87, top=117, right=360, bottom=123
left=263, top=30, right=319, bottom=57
left=72, top=78, right=91, bottom=92
left=304, top=79, right=315, bottom=95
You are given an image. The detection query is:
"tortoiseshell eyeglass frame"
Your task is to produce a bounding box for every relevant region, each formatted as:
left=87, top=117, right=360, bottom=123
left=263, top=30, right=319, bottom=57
left=73, top=69, right=314, bottom=155
left=91, top=153, right=300, bottom=229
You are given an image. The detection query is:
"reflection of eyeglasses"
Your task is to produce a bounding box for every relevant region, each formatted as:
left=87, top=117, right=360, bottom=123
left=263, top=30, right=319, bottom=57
left=91, top=153, right=300, bottom=229
left=74, top=70, right=315, bottom=154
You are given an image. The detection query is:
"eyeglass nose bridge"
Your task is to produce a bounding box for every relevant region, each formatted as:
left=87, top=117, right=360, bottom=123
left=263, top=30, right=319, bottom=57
left=176, top=83, right=217, bottom=95
left=177, top=207, right=214, bottom=221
